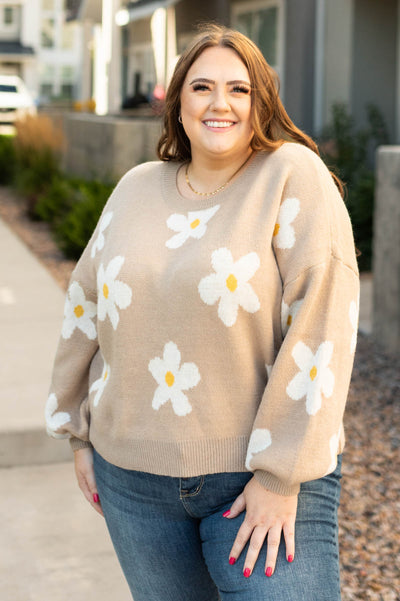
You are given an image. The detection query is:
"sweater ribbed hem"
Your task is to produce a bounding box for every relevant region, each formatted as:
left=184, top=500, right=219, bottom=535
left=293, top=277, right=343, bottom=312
left=90, top=434, right=251, bottom=477
left=70, top=437, right=93, bottom=452
left=253, top=469, right=300, bottom=496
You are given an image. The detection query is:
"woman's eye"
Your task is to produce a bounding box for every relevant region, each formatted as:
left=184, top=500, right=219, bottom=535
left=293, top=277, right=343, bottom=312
left=232, top=85, right=251, bottom=94
left=192, top=84, right=210, bottom=92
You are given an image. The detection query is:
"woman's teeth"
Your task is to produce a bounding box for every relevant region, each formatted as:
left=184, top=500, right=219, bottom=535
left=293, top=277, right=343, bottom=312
left=204, top=121, right=234, bottom=128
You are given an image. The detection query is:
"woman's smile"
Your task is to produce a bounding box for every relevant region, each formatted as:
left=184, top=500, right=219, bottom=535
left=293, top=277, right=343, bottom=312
left=202, top=119, right=237, bottom=130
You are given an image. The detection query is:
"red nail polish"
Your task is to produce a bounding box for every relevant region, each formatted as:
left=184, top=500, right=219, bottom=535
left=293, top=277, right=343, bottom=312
left=229, top=557, right=236, bottom=565
left=243, top=568, right=251, bottom=578
left=222, top=510, right=231, bottom=517
left=93, top=493, right=99, bottom=503
left=287, top=555, right=294, bottom=563
left=266, top=567, right=273, bottom=577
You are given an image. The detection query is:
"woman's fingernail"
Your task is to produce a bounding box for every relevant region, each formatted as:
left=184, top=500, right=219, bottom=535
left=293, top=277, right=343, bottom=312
left=222, top=510, right=231, bottom=517
left=243, top=568, right=251, bottom=578
left=229, top=557, right=236, bottom=565
left=93, top=493, right=99, bottom=503
left=266, top=567, right=273, bottom=577
left=287, top=555, right=294, bottom=563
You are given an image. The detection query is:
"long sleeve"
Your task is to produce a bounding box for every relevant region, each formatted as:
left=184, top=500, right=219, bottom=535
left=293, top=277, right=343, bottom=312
left=45, top=206, right=107, bottom=449
left=246, top=146, right=360, bottom=496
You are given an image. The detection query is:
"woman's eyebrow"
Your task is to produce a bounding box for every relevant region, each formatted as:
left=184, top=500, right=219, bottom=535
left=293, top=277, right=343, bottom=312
left=227, top=80, right=251, bottom=86
left=189, top=77, right=215, bottom=85
left=189, top=78, right=251, bottom=86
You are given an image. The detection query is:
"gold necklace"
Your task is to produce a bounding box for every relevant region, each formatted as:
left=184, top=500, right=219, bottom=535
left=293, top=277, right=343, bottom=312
left=185, top=153, right=253, bottom=197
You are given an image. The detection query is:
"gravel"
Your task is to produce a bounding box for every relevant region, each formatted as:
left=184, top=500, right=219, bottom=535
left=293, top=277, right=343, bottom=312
left=1, top=186, right=399, bottom=600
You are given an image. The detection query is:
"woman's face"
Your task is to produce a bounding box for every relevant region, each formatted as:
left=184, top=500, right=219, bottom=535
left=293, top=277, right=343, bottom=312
left=180, top=46, right=254, bottom=164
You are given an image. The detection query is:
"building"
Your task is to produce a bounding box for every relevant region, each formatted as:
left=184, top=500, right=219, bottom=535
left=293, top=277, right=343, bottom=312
left=0, top=0, right=82, bottom=103
left=68, top=0, right=400, bottom=142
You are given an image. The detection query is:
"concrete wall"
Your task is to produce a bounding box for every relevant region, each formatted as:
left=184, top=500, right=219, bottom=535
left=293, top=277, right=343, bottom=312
left=372, top=146, right=400, bottom=355
left=61, top=113, right=162, bottom=181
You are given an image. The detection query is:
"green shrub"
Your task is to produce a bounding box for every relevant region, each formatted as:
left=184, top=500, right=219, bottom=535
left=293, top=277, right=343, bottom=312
left=54, top=179, right=114, bottom=259
left=13, top=150, right=61, bottom=214
left=319, top=103, right=389, bottom=271
left=34, top=176, right=77, bottom=224
left=0, top=135, right=16, bottom=185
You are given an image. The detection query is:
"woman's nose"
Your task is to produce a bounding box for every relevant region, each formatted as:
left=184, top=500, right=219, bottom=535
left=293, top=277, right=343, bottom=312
left=210, top=88, right=230, bottom=111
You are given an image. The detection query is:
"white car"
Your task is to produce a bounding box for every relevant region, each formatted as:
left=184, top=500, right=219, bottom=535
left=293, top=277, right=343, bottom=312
left=0, top=75, right=36, bottom=124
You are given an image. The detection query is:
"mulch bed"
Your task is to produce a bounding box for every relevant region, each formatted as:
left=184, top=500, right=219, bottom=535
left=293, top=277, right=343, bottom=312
left=1, top=186, right=399, bottom=600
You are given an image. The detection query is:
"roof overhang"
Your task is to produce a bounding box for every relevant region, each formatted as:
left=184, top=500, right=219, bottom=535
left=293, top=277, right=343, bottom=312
left=0, top=41, right=35, bottom=59
left=118, top=0, right=180, bottom=24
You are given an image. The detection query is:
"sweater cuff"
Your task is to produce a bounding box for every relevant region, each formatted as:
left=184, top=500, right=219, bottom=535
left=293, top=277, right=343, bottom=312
left=253, top=469, right=300, bottom=496
left=69, top=437, right=93, bottom=452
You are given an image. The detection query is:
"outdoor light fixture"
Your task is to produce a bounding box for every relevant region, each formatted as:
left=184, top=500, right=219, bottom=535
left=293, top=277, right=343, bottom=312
left=115, top=9, right=129, bottom=26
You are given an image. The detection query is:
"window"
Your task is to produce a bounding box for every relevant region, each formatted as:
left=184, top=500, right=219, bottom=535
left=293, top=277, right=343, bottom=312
left=61, top=23, right=74, bottom=49
left=61, top=65, right=75, bottom=99
left=41, top=18, right=55, bottom=48
left=0, top=84, right=17, bottom=93
left=40, top=64, right=55, bottom=99
left=40, top=83, right=53, bottom=98
left=4, top=6, right=14, bottom=25
left=232, top=1, right=283, bottom=71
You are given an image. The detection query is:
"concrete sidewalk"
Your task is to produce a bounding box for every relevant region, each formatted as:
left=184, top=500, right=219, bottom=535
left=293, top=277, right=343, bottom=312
left=0, top=462, right=131, bottom=601
left=0, top=218, right=71, bottom=467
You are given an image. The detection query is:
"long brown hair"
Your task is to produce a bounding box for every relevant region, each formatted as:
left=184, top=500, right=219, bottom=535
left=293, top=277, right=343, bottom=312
left=157, top=23, right=343, bottom=195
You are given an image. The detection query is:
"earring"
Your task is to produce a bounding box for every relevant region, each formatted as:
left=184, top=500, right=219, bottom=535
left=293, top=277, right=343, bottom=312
left=178, top=115, right=182, bottom=123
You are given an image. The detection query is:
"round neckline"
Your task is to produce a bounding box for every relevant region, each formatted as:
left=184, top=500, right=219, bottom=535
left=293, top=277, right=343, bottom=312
left=162, top=151, right=266, bottom=211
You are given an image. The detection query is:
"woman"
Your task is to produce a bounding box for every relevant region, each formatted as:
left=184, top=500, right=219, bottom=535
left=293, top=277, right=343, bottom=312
left=46, top=24, right=359, bottom=600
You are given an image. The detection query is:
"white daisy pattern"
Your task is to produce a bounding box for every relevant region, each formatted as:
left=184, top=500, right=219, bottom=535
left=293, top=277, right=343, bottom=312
left=148, top=342, right=200, bottom=416
left=45, top=393, right=71, bottom=439
left=90, top=360, right=111, bottom=407
left=97, top=256, right=132, bottom=330
left=281, top=298, right=304, bottom=337
left=245, top=428, right=272, bottom=470
left=198, top=248, right=260, bottom=327
left=286, top=341, right=335, bottom=415
left=166, top=205, right=220, bottom=249
left=325, top=425, right=342, bottom=475
left=349, top=299, right=359, bottom=354
left=91, top=211, right=113, bottom=258
left=61, top=281, right=97, bottom=340
left=273, top=197, right=300, bottom=249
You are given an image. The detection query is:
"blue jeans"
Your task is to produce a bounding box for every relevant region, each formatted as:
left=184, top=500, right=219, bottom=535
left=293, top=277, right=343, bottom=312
left=93, top=449, right=342, bottom=601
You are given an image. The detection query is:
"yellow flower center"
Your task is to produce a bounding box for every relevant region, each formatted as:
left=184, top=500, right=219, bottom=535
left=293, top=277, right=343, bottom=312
left=226, top=274, right=238, bottom=292
left=103, top=370, right=108, bottom=381
left=287, top=314, right=292, bottom=327
left=273, top=223, right=280, bottom=236
left=103, top=283, right=109, bottom=299
left=74, top=304, right=84, bottom=318
left=190, top=218, right=200, bottom=229
left=309, top=366, right=318, bottom=381
left=165, top=371, right=175, bottom=387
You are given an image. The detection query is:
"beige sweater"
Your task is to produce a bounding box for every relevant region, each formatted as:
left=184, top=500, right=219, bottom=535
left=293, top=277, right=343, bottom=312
left=45, top=143, right=359, bottom=496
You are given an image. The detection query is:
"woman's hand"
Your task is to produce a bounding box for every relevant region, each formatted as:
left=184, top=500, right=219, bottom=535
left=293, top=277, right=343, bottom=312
left=224, top=476, right=297, bottom=577
left=74, top=447, right=104, bottom=517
